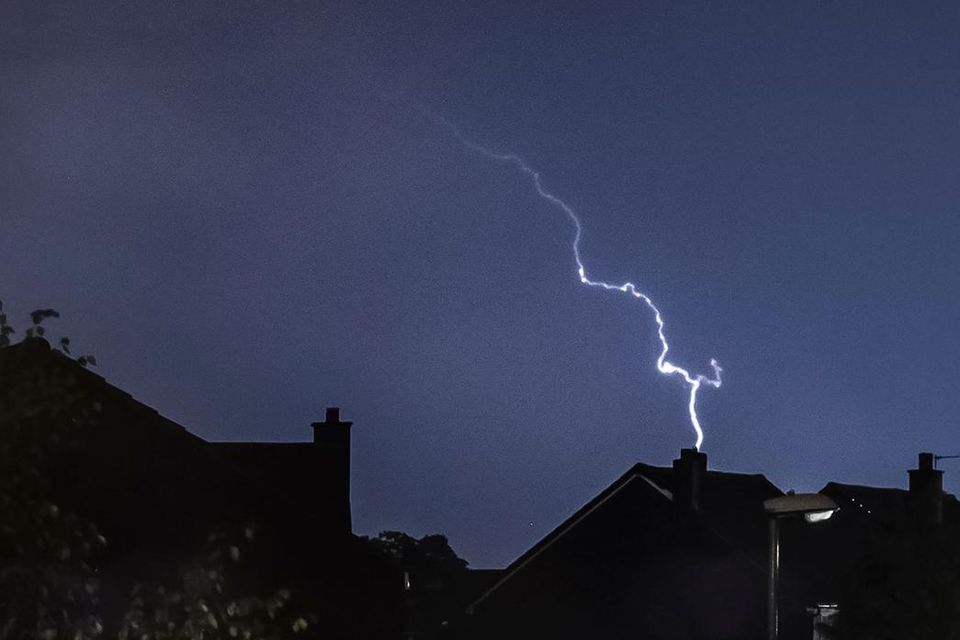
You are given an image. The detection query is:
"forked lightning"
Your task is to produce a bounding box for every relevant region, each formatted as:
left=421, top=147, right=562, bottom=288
left=438, top=117, right=722, bottom=449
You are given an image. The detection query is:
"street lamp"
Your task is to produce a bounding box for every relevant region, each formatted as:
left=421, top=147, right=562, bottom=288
left=763, top=493, right=839, bottom=640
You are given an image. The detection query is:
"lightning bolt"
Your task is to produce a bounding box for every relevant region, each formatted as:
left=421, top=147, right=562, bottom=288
left=433, top=115, right=722, bottom=450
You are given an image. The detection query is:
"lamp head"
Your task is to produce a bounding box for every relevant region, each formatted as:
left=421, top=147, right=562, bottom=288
left=764, top=493, right=839, bottom=521
left=803, top=509, right=836, bottom=523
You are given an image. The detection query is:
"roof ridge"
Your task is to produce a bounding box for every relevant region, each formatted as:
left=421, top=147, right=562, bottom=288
left=466, top=466, right=665, bottom=613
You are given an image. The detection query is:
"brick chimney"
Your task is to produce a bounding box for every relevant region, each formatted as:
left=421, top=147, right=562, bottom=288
left=673, top=448, right=707, bottom=511
left=908, top=452, right=943, bottom=527
left=312, top=407, right=353, bottom=533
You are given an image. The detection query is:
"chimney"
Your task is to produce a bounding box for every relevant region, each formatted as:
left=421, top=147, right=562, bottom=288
left=673, top=448, right=707, bottom=511
left=312, top=407, right=353, bottom=534
left=908, top=452, right=943, bottom=527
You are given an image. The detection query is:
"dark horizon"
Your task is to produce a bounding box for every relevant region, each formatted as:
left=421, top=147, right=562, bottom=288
left=3, top=1, right=960, bottom=568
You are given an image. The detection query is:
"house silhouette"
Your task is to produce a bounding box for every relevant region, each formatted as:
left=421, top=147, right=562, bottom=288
left=0, top=337, right=402, bottom=639
left=779, top=452, right=960, bottom=638
left=452, top=449, right=781, bottom=640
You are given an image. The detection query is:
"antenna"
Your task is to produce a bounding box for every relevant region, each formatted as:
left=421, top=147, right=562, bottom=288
left=933, top=454, right=960, bottom=469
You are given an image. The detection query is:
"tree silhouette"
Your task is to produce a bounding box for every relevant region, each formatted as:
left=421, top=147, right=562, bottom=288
left=0, top=306, right=107, bottom=639
left=364, top=531, right=467, bottom=590
left=0, top=303, right=314, bottom=639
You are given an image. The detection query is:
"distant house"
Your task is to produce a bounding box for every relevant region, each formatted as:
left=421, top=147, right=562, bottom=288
left=778, top=452, right=960, bottom=639
left=0, top=338, right=402, bottom=639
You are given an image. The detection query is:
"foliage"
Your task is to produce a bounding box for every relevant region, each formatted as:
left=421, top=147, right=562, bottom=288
left=0, top=305, right=108, bottom=639
left=364, top=531, right=467, bottom=591
left=0, top=301, right=95, bottom=363
left=25, top=309, right=60, bottom=339
left=0, top=303, right=314, bottom=639
left=119, top=526, right=314, bottom=640
left=0, top=300, right=14, bottom=348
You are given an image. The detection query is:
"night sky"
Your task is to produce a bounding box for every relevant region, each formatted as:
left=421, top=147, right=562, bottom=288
left=3, top=1, right=960, bottom=568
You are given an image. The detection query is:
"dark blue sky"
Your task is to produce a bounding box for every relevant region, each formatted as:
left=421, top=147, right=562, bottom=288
left=3, top=1, right=959, bottom=567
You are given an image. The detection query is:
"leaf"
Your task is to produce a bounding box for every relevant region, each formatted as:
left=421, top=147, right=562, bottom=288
left=30, top=308, right=60, bottom=324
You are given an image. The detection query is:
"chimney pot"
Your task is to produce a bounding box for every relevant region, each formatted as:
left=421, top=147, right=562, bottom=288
left=313, top=407, right=352, bottom=436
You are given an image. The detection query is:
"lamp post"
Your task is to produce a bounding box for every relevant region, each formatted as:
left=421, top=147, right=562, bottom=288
left=763, top=493, right=839, bottom=640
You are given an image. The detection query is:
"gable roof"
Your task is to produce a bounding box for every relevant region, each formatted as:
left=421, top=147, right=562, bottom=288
left=634, top=461, right=782, bottom=561
left=821, top=481, right=960, bottom=527
left=0, top=338, right=403, bottom=639
left=0, top=338, right=354, bottom=558
left=468, top=459, right=782, bottom=614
